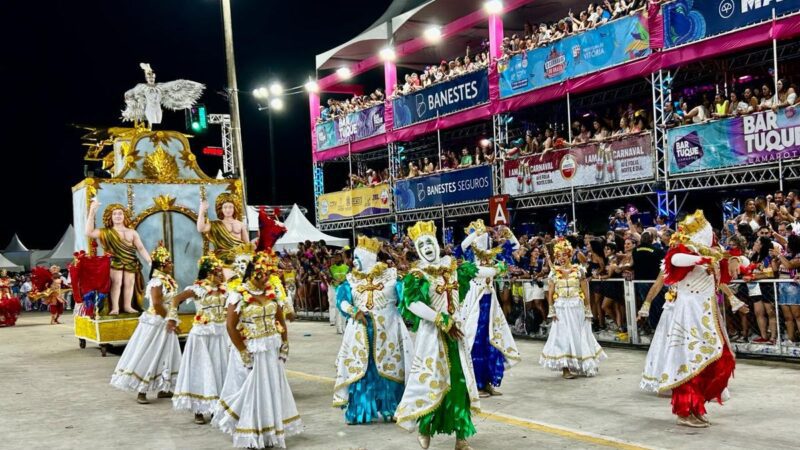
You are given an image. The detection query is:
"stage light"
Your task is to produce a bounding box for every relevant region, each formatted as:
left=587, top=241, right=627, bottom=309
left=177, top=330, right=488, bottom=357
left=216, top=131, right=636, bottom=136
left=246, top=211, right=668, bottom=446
left=484, top=0, right=503, bottom=14
left=304, top=79, right=319, bottom=93
left=424, top=26, right=442, bottom=43
left=380, top=47, right=396, bottom=61
left=269, top=82, right=284, bottom=96
left=269, top=98, right=285, bottom=111
left=336, top=67, right=352, bottom=80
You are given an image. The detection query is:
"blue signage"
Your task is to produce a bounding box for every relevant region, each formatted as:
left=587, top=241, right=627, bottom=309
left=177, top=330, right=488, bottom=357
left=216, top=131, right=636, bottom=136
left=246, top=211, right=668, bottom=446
left=499, top=13, right=650, bottom=98
left=663, top=0, right=800, bottom=48
left=394, top=165, right=493, bottom=211
left=392, top=70, right=489, bottom=128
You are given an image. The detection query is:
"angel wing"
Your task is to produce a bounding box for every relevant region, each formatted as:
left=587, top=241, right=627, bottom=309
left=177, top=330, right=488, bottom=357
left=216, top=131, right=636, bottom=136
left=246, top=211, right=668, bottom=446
left=158, top=80, right=205, bottom=111
left=121, top=83, right=148, bottom=122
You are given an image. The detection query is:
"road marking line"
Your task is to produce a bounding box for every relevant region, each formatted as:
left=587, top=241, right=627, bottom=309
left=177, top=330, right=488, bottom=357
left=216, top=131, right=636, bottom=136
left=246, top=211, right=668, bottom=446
left=285, top=369, right=654, bottom=449
left=474, top=410, right=654, bottom=450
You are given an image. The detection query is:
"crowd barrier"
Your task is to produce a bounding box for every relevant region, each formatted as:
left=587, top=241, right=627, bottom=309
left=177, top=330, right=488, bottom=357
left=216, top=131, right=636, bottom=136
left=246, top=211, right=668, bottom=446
left=286, top=276, right=800, bottom=360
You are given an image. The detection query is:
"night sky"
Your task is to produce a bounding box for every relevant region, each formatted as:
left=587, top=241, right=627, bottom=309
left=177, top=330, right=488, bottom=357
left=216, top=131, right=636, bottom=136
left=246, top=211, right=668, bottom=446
left=2, top=0, right=388, bottom=249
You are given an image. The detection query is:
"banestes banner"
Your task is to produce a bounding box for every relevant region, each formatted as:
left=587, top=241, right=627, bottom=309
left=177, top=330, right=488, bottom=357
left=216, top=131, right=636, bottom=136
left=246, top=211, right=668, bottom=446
left=667, top=108, right=800, bottom=174
left=392, top=70, right=489, bottom=128
left=394, top=165, right=493, bottom=211
left=503, top=133, right=655, bottom=194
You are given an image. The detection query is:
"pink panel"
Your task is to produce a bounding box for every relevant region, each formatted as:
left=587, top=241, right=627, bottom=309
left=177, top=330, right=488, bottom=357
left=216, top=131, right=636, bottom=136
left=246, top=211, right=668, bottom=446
left=648, top=1, right=663, bottom=49
left=488, top=14, right=504, bottom=60
left=309, top=92, right=320, bottom=157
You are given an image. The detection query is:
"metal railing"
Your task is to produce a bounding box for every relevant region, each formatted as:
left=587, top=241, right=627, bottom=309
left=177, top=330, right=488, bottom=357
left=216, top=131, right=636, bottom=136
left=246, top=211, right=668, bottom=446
left=498, top=276, right=800, bottom=360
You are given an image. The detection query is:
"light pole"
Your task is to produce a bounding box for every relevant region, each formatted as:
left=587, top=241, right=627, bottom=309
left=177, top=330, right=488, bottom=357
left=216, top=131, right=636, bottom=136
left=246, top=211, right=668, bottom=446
left=219, top=0, right=247, bottom=205
left=253, top=85, right=285, bottom=202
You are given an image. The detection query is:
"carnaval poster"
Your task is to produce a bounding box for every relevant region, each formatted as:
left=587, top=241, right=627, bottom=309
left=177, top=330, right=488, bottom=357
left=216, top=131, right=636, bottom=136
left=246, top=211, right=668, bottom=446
left=316, top=104, right=386, bottom=151
left=392, top=70, right=490, bottom=128
left=667, top=108, right=800, bottom=174
left=394, top=165, right=493, bottom=211
left=499, top=13, right=650, bottom=98
left=663, top=0, right=800, bottom=48
left=317, top=183, right=392, bottom=221
left=503, top=133, right=655, bottom=194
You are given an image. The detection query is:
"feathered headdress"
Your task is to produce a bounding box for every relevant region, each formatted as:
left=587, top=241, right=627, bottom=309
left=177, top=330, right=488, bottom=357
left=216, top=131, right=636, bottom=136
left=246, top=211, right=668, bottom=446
left=256, top=206, right=286, bottom=252
left=151, top=241, right=171, bottom=266
left=252, top=251, right=280, bottom=277
left=552, top=237, right=573, bottom=260
left=198, top=253, right=223, bottom=274
left=30, top=266, right=54, bottom=293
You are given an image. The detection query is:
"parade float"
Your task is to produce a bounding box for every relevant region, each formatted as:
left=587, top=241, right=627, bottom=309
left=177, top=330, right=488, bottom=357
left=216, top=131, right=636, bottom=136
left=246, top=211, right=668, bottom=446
left=71, top=64, right=244, bottom=355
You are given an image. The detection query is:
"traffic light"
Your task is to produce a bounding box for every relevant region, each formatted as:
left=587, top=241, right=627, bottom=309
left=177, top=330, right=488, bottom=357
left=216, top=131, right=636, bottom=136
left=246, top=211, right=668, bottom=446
left=185, top=104, right=208, bottom=132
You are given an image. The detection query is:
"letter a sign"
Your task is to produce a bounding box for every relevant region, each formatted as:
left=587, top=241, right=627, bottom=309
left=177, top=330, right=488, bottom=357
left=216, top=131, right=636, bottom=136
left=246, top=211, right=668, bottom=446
left=489, top=195, right=510, bottom=226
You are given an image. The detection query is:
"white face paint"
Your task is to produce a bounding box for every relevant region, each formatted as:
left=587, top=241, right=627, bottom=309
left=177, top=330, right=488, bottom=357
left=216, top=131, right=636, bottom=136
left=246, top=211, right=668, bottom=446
left=353, top=247, right=377, bottom=272
left=233, top=254, right=252, bottom=278
left=415, top=235, right=441, bottom=264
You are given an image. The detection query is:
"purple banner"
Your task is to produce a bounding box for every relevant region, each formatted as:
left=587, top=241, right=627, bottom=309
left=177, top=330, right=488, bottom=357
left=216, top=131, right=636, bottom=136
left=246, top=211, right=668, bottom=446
left=316, top=104, right=386, bottom=151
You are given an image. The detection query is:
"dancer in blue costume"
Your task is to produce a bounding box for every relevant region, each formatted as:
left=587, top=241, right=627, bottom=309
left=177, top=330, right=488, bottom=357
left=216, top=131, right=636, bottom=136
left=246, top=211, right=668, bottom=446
left=396, top=221, right=481, bottom=450
left=333, top=235, right=413, bottom=424
left=459, top=219, right=521, bottom=397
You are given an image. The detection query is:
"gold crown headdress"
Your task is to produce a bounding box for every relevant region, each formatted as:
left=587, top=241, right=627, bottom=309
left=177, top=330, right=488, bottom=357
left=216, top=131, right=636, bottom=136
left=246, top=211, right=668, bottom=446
left=215, top=192, right=243, bottom=220
left=464, top=219, right=487, bottom=236
left=198, top=253, right=223, bottom=273
left=356, top=235, right=382, bottom=254
left=407, top=221, right=437, bottom=242
left=151, top=241, right=171, bottom=265
left=669, top=210, right=710, bottom=248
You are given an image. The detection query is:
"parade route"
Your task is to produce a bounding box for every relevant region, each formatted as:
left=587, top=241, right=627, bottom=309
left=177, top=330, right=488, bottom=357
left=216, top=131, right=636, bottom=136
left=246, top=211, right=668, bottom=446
left=2, top=313, right=799, bottom=450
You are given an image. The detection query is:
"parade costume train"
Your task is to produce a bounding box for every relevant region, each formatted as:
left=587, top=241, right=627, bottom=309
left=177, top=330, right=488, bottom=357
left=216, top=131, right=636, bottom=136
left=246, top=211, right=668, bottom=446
left=396, top=221, right=480, bottom=450
left=458, top=220, right=521, bottom=395
left=333, top=235, right=413, bottom=424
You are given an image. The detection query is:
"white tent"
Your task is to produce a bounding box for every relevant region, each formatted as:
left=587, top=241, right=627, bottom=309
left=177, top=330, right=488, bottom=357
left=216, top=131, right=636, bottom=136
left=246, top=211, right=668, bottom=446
left=2, top=233, right=34, bottom=270
left=3, top=234, right=29, bottom=252
left=36, top=225, right=76, bottom=267
left=0, top=253, right=23, bottom=272
left=273, top=204, right=349, bottom=252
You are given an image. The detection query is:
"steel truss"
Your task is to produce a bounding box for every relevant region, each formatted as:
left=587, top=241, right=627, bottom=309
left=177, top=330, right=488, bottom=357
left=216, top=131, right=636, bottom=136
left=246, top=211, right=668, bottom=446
left=208, top=114, right=233, bottom=174
left=669, top=162, right=800, bottom=192
left=570, top=80, right=650, bottom=109
left=394, top=202, right=489, bottom=223
left=513, top=182, right=655, bottom=211
left=651, top=70, right=671, bottom=182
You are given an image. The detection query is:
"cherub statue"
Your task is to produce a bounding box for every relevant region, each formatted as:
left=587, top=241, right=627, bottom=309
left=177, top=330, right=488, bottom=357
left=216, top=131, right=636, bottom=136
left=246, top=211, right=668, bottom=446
left=121, top=63, right=205, bottom=127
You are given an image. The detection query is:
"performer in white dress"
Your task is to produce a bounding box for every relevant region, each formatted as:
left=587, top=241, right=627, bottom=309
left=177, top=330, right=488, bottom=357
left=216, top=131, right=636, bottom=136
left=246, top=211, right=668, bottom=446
left=396, top=221, right=480, bottom=450
left=539, top=238, right=607, bottom=378
left=110, top=242, right=182, bottom=404
left=638, top=273, right=675, bottom=393
left=459, top=220, right=521, bottom=397
left=169, top=254, right=230, bottom=424
left=333, top=235, right=413, bottom=424
left=213, top=252, right=302, bottom=449
left=657, top=210, right=735, bottom=428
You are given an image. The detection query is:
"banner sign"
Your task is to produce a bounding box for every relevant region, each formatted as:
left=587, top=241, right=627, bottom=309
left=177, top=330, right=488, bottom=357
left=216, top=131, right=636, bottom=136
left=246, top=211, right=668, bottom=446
left=663, top=0, right=800, bottom=48
left=489, top=195, right=510, bottom=226
left=392, top=70, right=490, bottom=128
left=499, top=13, right=650, bottom=98
left=667, top=108, right=800, bottom=174
left=316, top=104, right=386, bottom=151
left=503, top=134, right=655, bottom=194
left=318, top=183, right=392, bottom=221
left=394, top=165, right=493, bottom=211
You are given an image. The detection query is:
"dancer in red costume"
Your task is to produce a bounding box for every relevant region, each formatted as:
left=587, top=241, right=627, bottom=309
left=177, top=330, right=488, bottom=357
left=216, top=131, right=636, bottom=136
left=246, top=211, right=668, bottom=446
left=659, top=210, right=735, bottom=428
left=30, top=267, right=67, bottom=324
left=0, top=270, right=21, bottom=326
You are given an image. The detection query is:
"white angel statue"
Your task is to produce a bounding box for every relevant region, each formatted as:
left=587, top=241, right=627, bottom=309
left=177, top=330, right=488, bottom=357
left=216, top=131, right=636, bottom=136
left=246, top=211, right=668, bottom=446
left=121, top=63, right=205, bottom=127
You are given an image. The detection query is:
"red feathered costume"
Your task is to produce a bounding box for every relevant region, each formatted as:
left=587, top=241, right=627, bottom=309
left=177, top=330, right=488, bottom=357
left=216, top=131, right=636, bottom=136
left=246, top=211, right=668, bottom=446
left=0, top=275, right=21, bottom=326
left=660, top=212, right=735, bottom=427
